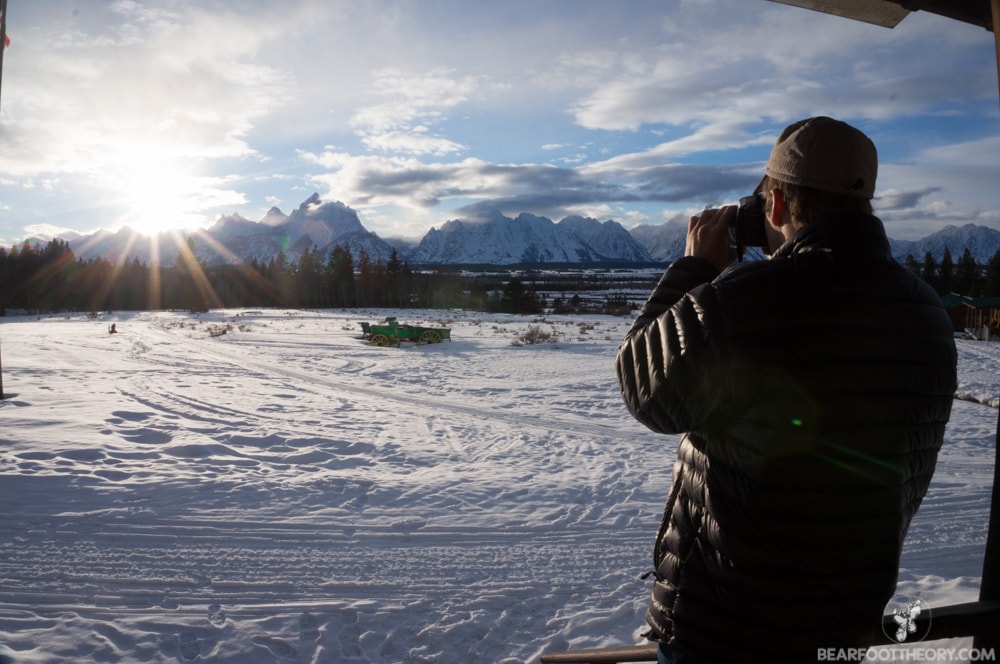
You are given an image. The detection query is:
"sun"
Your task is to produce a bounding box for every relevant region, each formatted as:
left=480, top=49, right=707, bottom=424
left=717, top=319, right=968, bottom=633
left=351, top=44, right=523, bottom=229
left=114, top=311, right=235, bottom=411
left=102, top=143, right=212, bottom=237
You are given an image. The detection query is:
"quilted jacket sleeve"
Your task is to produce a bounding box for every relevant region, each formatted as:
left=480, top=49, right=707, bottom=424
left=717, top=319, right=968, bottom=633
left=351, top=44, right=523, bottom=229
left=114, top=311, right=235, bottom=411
left=616, top=256, right=723, bottom=436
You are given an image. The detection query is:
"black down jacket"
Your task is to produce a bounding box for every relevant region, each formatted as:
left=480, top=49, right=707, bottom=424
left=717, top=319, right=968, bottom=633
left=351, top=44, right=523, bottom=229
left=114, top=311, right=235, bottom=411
left=616, top=213, right=956, bottom=662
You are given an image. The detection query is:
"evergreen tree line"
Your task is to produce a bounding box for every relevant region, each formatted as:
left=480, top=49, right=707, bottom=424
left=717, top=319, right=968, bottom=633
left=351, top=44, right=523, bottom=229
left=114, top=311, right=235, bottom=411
left=902, top=247, right=1000, bottom=298
left=0, top=239, right=554, bottom=315
left=8, top=238, right=998, bottom=317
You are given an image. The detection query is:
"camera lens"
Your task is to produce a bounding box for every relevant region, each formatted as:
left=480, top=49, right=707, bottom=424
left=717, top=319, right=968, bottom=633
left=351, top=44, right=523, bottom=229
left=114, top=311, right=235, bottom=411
left=731, top=194, right=769, bottom=249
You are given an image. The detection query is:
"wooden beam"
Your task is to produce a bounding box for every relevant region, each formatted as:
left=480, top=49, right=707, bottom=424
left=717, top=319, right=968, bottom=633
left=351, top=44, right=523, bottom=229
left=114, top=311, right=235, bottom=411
left=766, top=0, right=909, bottom=27
left=540, top=644, right=657, bottom=663
left=0, top=0, right=7, bottom=114
left=994, top=0, right=1000, bottom=110
left=975, top=406, right=1000, bottom=650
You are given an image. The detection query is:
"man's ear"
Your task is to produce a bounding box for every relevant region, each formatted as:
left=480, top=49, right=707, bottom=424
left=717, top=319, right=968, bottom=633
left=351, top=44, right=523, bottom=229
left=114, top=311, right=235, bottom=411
left=767, top=188, right=786, bottom=229
left=763, top=188, right=788, bottom=256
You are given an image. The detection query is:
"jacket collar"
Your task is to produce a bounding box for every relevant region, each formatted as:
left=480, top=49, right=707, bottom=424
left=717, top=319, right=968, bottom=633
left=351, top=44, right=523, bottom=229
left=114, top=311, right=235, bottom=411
left=772, top=213, right=892, bottom=261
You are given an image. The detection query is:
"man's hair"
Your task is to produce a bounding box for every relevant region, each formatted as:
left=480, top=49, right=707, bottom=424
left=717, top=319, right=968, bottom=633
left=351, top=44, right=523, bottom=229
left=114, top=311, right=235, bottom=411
left=761, top=175, right=873, bottom=225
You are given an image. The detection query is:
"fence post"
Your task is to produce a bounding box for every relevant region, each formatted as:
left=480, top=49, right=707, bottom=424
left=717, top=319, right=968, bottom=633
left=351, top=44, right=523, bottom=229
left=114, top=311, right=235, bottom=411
left=0, top=0, right=8, bottom=114
left=973, top=403, right=1000, bottom=651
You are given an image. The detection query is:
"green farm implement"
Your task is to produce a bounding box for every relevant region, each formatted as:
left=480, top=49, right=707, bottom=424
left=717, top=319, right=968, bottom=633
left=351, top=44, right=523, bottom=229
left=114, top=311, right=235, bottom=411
left=360, top=317, right=451, bottom=347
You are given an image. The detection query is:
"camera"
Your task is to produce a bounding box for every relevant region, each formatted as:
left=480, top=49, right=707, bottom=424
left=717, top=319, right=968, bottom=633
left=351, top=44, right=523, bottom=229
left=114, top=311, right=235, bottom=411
left=728, top=193, right=769, bottom=249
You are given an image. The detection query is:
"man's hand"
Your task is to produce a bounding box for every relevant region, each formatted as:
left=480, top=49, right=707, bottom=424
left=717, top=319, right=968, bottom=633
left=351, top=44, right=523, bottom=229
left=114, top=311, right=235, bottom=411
left=685, top=206, right=737, bottom=272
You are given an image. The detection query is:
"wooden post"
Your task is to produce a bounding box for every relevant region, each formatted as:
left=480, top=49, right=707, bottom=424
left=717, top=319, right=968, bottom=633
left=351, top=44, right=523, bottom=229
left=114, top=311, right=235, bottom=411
left=976, top=4, right=1000, bottom=652
left=0, top=0, right=8, bottom=114
left=1, top=1, right=8, bottom=397
left=974, top=403, right=1000, bottom=650
left=0, top=0, right=5, bottom=398
left=995, top=0, right=1000, bottom=111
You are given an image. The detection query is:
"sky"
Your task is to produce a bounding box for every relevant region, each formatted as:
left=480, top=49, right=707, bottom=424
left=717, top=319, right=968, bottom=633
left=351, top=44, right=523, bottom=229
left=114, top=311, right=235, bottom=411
left=0, top=0, right=998, bottom=246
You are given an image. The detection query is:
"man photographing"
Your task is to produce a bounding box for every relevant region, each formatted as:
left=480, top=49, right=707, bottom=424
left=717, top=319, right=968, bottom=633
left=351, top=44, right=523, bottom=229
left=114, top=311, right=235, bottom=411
left=616, top=117, right=957, bottom=662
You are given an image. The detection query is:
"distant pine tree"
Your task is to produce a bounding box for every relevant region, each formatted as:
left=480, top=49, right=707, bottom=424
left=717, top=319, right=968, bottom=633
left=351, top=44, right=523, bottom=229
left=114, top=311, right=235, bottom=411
left=921, top=252, right=939, bottom=292
left=939, top=247, right=954, bottom=294
left=984, top=250, right=1000, bottom=297
left=955, top=248, right=981, bottom=296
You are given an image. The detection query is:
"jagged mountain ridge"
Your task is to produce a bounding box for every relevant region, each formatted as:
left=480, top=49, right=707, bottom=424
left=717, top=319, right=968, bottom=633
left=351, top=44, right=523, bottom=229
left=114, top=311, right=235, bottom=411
left=410, top=211, right=651, bottom=264
left=628, top=217, right=688, bottom=262
left=888, top=223, right=1000, bottom=265
left=67, top=194, right=398, bottom=267
left=65, top=196, right=656, bottom=267
left=192, top=193, right=398, bottom=266
left=56, top=195, right=1000, bottom=268
left=634, top=220, right=1000, bottom=266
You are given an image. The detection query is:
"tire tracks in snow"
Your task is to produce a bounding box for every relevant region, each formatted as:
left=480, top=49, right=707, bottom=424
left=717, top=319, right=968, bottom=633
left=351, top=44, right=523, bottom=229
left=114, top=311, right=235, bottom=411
left=138, top=321, right=643, bottom=444
left=0, top=315, right=660, bottom=663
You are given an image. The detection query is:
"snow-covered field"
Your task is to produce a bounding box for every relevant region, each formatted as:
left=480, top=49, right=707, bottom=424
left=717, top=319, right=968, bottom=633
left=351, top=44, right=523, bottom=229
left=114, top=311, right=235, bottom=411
left=0, top=309, right=996, bottom=663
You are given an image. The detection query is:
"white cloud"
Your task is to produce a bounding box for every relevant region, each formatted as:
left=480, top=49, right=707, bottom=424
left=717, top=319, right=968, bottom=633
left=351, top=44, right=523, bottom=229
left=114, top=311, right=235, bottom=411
left=347, top=67, right=481, bottom=157
left=22, top=224, right=81, bottom=240
left=5, top=6, right=284, bottom=177
left=877, top=135, right=1000, bottom=239
left=360, top=131, right=466, bottom=156
left=1, top=0, right=998, bottom=242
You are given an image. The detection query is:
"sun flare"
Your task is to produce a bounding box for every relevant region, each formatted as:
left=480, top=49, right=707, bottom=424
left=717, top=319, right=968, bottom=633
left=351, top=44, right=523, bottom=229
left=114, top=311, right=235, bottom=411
left=101, top=143, right=211, bottom=237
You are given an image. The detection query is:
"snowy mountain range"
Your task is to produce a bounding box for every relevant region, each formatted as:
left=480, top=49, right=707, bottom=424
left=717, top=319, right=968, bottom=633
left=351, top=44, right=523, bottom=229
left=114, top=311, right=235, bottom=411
left=52, top=194, right=1000, bottom=268
left=888, top=224, right=1000, bottom=265
left=409, top=210, right=650, bottom=265
left=191, top=193, right=396, bottom=266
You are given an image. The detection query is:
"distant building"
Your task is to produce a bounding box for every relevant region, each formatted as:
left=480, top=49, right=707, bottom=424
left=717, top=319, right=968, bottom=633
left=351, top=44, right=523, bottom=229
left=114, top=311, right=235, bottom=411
left=943, top=294, right=1000, bottom=340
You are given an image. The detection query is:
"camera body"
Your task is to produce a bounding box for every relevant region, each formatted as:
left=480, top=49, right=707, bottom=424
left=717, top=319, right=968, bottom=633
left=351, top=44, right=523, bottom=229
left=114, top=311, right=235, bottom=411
left=729, top=193, right=769, bottom=249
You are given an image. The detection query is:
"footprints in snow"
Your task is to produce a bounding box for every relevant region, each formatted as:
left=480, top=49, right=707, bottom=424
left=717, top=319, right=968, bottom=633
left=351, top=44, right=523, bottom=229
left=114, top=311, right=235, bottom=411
left=177, top=609, right=321, bottom=660
left=176, top=632, right=200, bottom=660
left=248, top=611, right=322, bottom=659
left=299, top=611, right=320, bottom=640
left=105, top=409, right=175, bottom=445
left=251, top=635, right=299, bottom=658
left=207, top=603, right=226, bottom=626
